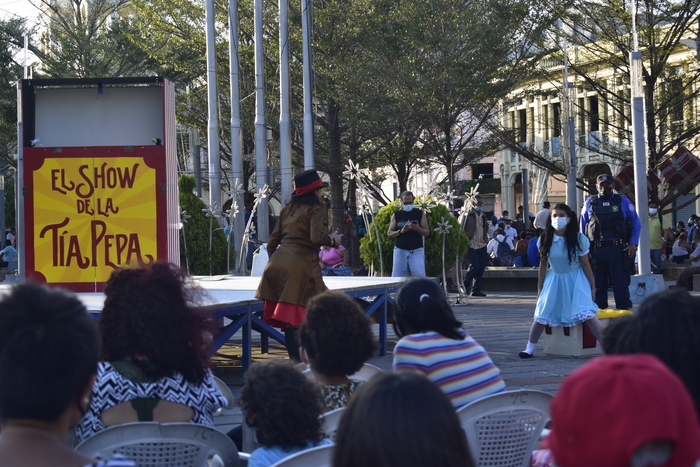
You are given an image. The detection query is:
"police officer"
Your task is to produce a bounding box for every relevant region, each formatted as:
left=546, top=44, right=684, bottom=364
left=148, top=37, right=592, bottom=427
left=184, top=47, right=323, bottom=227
left=580, top=174, right=641, bottom=310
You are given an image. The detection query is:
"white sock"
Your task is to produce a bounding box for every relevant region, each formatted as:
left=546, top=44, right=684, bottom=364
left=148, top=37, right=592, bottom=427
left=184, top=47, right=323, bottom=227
left=523, top=342, right=536, bottom=354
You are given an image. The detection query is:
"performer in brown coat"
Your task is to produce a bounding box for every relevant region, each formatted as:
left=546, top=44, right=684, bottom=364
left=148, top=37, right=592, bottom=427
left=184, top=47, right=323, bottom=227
left=255, top=170, right=342, bottom=361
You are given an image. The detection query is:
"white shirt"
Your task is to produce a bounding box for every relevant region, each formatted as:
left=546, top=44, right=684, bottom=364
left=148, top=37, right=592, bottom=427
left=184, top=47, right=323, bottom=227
left=692, top=244, right=700, bottom=267
left=487, top=223, right=496, bottom=239
left=534, top=209, right=550, bottom=229
left=504, top=226, right=518, bottom=242
left=487, top=237, right=515, bottom=258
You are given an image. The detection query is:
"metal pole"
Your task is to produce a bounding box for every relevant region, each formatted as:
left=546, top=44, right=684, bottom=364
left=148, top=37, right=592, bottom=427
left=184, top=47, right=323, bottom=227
left=205, top=0, right=221, bottom=210
left=279, top=0, right=293, bottom=205
left=631, top=51, right=650, bottom=275
left=192, top=140, right=201, bottom=197
left=16, top=83, right=24, bottom=278
left=301, top=0, right=315, bottom=170
left=229, top=0, right=246, bottom=269
left=522, top=168, right=530, bottom=220
left=567, top=114, right=577, bottom=208
left=254, top=0, right=269, bottom=240
left=23, top=35, right=27, bottom=79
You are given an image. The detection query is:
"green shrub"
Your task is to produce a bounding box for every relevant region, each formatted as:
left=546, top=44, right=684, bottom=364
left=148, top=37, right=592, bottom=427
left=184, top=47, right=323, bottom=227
left=359, top=196, right=468, bottom=277
left=178, top=175, right=234, bottom=275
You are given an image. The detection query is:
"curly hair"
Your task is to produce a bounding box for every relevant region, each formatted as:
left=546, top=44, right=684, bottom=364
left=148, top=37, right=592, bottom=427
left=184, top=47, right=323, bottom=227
left=239, top=360, right=323, bottom=447
left=99, top=262, right=208, bottom=384
left=299, top=292, right=376, bottom=377
left=539, top=203, right=581, bottom=264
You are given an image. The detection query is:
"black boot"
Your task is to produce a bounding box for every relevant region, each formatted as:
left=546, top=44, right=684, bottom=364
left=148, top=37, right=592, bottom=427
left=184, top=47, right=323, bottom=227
left=284, top=326, right=301, bottom=362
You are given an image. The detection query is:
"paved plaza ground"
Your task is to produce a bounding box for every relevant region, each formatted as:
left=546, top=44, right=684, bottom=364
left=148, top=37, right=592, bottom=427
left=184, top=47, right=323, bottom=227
left=209, top=289, right=603, bottom=434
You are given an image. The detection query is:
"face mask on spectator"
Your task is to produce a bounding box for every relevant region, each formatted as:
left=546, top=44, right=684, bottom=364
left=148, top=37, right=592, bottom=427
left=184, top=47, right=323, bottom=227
left=403, top=204, right=413, bottom=212
left=474, top=206, right=482, bottom=212
left=496, top=234, right=505, bottom=242
left=649, top=208, right=658, bottom=215
left=552, top=217, right=569, bottom=231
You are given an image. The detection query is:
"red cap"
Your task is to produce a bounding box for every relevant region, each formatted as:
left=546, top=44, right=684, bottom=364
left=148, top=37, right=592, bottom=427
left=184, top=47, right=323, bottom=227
left=548, top=354, right=700, bottom=467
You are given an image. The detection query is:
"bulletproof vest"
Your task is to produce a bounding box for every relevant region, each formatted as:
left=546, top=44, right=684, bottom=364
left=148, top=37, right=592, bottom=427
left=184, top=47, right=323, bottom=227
left=586, top=195, right=629, bottom=241
left=395, top=209, right=424, bottom=250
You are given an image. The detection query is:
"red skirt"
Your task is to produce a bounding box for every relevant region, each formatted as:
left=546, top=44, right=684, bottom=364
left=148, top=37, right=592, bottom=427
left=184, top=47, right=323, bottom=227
left=262, top=300, right=307, bottom=330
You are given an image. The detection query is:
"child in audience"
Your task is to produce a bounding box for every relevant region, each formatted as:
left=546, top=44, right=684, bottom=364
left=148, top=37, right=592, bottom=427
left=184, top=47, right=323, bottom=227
left=239, top=360, right=331, bottom=467
left=299, top=291, right=376, bottom=411
left=332, top=372, right=474, bottom=467
left=392, top=278, right=506, bottom=409
left=0, top=283, right=135, bottom=467
left=544, top=354, right=700, bottom=467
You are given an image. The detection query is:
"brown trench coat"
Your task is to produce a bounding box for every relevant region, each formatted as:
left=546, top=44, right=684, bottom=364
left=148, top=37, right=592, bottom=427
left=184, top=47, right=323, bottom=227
left=255, top=202, right=333, bottom=306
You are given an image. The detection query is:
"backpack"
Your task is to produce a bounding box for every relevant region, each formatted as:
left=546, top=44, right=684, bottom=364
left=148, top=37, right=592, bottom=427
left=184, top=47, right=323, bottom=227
left=496, top=238, right=513, bottom=266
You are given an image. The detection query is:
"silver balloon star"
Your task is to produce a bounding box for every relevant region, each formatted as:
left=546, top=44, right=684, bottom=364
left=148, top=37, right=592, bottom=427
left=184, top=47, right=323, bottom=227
left=434, top=216, right=453, bottom=235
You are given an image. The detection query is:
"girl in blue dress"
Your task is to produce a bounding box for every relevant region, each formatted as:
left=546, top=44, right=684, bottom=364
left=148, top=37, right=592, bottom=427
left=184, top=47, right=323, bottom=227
left=519, top=203, right=604, bottom=358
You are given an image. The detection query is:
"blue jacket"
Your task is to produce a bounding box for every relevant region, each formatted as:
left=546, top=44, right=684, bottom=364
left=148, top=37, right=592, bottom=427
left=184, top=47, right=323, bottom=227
left=580, top=194, right=641, bottom=245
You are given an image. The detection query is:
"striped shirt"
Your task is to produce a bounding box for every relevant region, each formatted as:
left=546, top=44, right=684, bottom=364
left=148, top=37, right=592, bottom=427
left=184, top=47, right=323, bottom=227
left=393, top=330, right=506, bottom=409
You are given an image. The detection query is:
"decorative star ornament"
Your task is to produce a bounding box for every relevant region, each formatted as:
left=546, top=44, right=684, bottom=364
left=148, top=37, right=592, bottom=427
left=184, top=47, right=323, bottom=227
left=225, top=179, right=244, bottom=201
left=464, top=183, right=481, bottom=209
left=434, top=217, right=453, bottom=235
left=255, top=185, right=269, bottom=202
left=343, top=160, right=369, bottom=183
left=416, top=196, right=438, bottom=213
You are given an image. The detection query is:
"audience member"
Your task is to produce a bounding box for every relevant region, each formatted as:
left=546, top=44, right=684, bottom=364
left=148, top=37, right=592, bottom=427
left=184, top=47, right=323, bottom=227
left=514, top=231, right=530, bottom=267
left=673, top=229, right=700, bottom=290
left=319, top=243, right=351, bottom=276
left=0, top=283, right=135, bottom=467
left=487, top=216, right=498, bottom=239
left=392, top=278, right=506, bottom=408
left=332, top=372, right=474, bottom=467
left=486, top=228, right=514, bottom=266
left=648, top=201, right=664, bottom=274
left=75, top=263, right=227, bottom=442
left=0, top=240, right=17, bottom=271
left=239, top=360, right=331, bottom=467
left=671, top=232, right=691, bottom=263
left=546, top=354, right=700, bottom=467
left=607, top=289, right=700, bottom=419
left=298, top=292, right=376, bottom=412
left=504, top=219, right=518, bottom=243
left=534, top=201, right=551, bottom=234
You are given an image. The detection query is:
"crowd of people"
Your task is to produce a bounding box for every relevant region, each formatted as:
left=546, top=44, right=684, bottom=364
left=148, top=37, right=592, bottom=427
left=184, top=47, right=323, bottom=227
left=3, top=170, right=700, bottom=467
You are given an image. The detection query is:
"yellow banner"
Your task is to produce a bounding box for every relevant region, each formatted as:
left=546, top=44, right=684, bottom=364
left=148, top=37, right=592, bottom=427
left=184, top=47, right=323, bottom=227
left=33, top=157, right=157, bottom=283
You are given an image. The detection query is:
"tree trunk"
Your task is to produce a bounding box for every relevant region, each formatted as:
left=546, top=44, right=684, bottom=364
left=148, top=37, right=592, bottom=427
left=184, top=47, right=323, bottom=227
left=327, top=101, right=346, bottom=233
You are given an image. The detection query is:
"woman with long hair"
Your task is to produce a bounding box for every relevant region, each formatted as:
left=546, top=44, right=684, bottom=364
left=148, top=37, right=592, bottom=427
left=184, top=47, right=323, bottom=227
left=519, top=203, right=604, bottom=358
left=75, top=263, right=227, bottom=442
left=392, top=278, right=505, bottom=408
left=255, top=170, right=342, bottom=361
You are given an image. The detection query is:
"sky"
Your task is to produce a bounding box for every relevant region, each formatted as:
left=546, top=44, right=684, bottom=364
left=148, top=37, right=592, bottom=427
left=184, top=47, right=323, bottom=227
left=0, top=0, right=40, bottom=23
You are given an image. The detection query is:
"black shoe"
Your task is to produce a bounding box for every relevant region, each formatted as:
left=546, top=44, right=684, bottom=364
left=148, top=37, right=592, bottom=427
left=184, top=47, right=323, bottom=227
left=470, top=291, right=487, bottom=297
left=518, top=351, right=533, bottom=359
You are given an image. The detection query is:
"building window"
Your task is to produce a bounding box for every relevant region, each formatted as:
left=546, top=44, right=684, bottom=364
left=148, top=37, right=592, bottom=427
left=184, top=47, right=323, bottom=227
left=589, top=96, right=599, bottom=131
left=553, top=103, right=561, bottom=137
left=519, top=108, right=527, bottom=142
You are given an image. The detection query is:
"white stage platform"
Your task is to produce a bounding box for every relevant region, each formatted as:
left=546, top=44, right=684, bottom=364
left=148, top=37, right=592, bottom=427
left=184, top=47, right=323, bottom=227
left=1, top=276, right=406, bottom=370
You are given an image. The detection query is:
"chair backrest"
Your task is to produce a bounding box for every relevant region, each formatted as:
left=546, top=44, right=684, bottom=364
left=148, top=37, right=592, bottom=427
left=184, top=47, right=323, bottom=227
left=319, top=407, right=344, bottom=441
left=456, top=389, right=552, bottom=467
left=347, top=363, right=384, bottom=382
left=268, top=445, right=334, bottom=467
left=100, top=400, right=194, bottom=426
left=213, top=376, right=235, bottom=411
left=75, top=422, right=240, bottom=467
left=303, top=363, right=384, bottom=384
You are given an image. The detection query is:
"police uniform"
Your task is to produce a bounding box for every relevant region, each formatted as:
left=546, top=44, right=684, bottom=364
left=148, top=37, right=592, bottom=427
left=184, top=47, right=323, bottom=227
left=580, top=192, right=641, bottom=310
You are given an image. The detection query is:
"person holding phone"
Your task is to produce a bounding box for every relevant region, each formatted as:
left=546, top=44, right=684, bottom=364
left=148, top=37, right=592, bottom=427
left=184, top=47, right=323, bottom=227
left=387, top=191, right=429, bottom=277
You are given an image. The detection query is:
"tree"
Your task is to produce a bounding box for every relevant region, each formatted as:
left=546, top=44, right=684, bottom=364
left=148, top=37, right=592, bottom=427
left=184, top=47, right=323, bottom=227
left=363, top=0, right=563, bottom=189
left=31, top=0, right=160, bottom=78
left=179, top=175, right=233, bottom=275
left=522, top=0, right=700, bottom=207
left=359, top=196, right=468, bottom=276
left=0, top=18, right=28, bottom=167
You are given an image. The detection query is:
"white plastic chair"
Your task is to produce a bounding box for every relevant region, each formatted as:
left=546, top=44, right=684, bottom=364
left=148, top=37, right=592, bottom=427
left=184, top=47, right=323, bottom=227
left=303, top=363, right=384, bottom=383
left=319, top=407, right=344, bottom=441
left=75, top=422, right=240, bottom=467
left=268, top=444, right=334, bottom=467
left=213, top=376, right=235, bottom=413
left=456, top=389, right=552, bottom=467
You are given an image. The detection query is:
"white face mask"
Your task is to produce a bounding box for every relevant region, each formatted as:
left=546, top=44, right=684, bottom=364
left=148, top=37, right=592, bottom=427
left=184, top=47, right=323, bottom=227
left=649, top=208, right=658, bottom=215
left=403, top=204, right=414, bottom=212
left=552, top=217, right=569, bottom=231
left=496, top=234, right=505, bottom=242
